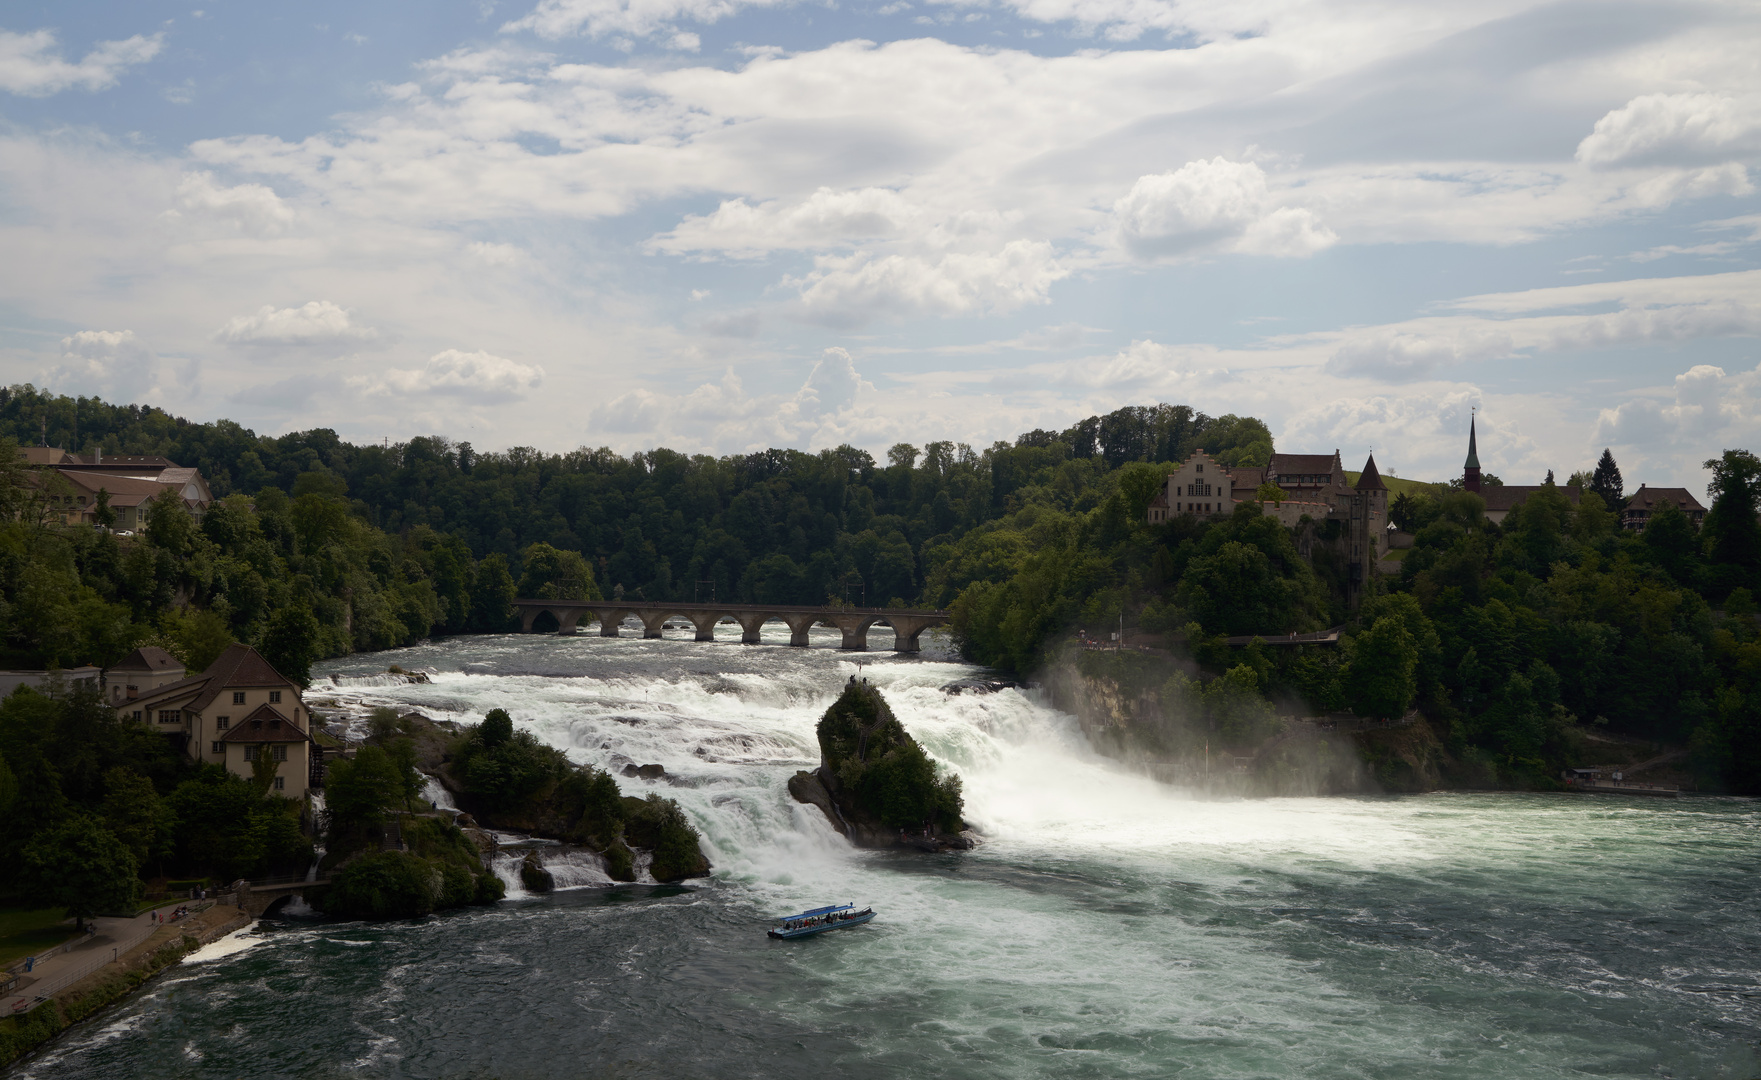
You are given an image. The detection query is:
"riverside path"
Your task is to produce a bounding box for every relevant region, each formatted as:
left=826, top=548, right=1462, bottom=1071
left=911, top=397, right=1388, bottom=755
left=512, top=599, right=949, bottom=653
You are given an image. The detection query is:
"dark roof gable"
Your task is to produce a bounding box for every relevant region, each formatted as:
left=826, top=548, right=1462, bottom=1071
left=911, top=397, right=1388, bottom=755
left=1355, top=455, right=1386, bottom=491
left=220, top=703, right=309, bottom=742
left=1625, top=485, right=1707, bottom=513
left=111, top=646, right=184, bottom=674
left=186, top=644, right=301, bottom=715
left=1270, top=453, right=1340, bottom=476
left=1480, top=484, right=1582, bottom=511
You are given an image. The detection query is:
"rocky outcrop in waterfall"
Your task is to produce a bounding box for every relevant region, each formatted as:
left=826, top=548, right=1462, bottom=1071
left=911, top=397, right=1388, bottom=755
left=384, top=710, right=712, bottom=883
left=791, top=681, right=972, bottom=851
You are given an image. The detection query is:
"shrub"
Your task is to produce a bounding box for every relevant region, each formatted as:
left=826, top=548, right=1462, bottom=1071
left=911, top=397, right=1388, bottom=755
left=318, top=851, right=441, bottom=920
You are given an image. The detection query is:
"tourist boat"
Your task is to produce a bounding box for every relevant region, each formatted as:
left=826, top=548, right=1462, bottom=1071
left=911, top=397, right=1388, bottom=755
left=767, top=903, right=875, bottom=939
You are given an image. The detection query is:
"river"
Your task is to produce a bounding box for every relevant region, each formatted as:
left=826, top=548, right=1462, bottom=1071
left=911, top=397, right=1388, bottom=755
left=16, top=628, right=1759, bottom=1078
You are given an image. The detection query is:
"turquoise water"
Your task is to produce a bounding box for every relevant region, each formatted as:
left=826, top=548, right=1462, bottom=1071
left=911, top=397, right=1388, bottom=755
left=17, top=632, right=1759, bottom=1078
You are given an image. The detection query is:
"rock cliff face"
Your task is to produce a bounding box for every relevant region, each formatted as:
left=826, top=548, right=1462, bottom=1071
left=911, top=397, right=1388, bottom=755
left=790, top=681, right=972, bottom=852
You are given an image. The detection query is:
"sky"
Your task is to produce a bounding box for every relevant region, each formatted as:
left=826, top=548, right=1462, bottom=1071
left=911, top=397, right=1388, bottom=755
left=0, top=0, right=1758, bottom=493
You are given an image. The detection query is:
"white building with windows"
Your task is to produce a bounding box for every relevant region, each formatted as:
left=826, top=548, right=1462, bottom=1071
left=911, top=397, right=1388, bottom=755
left=1146, top=449, right=1234, bottom=522
left=120, top=644, right=316, bottom=798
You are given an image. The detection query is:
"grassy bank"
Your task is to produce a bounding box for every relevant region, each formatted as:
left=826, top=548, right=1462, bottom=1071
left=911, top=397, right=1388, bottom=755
left=0, top=909, right=79, bottom=970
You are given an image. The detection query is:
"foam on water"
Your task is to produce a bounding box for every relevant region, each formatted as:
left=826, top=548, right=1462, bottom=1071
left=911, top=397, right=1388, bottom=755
left=183, top=922, right=266, bottom=963
left=27, top=632, right=1756, bottom=1079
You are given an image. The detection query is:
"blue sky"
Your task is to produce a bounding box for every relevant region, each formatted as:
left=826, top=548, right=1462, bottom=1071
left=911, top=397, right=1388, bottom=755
left=1, top=0, right=1758, bottom=492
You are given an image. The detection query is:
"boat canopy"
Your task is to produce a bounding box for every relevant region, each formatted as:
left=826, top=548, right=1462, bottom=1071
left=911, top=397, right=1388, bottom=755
left=774, top=904, right=853, bottom=922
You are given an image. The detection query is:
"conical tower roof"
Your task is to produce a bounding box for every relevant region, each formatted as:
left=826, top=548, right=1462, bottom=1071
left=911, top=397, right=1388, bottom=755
left=1356, top=454, right=1386, bottom=491
left=1464, top=415, right=1481, bottom=469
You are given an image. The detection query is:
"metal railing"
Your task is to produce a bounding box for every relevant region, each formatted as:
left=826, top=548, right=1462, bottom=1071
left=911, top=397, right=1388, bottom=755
left=5, top=906, right=200, bottom=1014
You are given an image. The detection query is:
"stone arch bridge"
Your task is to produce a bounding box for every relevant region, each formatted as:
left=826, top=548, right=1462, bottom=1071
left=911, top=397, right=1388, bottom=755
left=513, top=599, right=949, bottom=653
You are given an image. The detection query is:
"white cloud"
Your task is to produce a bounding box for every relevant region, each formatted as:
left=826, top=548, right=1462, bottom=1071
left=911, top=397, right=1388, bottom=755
left=1325, top=326, right=1516, bottom=381
left=651, top=187, right=919, bottom=257
left=0, top=29, right=162, bottom=96
left=789, top=241, right=1067, bottom=325
left=216, top=301, right=378, bottom=345
left=467, top=240, right=525, bottom=266
left=1596, top=363, right=1761, bottom=462
left=790, top=346, right=863, bottom=419
left=587, top=347, right=879, bottom=447
left=1309, top=273, right=1761, bottom=383
left=1112, top=159, right=1336, bottom=259
left=49, top=329, right=161, bottom=402
left=171, top=173, right=296, bottom=236
left=1577, top=93, right=1761, bottom=168
left=358, top=349, right=545, bottom=401
left=502, top=0, right=789, bottom=39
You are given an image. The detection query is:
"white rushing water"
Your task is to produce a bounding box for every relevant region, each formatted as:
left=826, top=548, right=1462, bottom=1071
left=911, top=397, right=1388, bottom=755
left=115, top=627, right=1741, bottom=1080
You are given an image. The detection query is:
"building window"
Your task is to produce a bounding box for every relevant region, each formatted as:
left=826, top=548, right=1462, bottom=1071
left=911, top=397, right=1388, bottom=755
left=211, top=741, right=224, bottom=754
left=157, top=710, right=181, bottom=724
left=274, top=776, right=285, bottom=791
left=273, top=745, right=288, bottom=762
left=269, top=690, right=282, bottom=704
left=233, top=692, right=246, bottom=705
left=1196, top=464, right=1204, bottom=474
left=132, top=710, right=143, bottom=722
left=216, top=716, right=230, bottom=729
left=244, top=745, right=259, bottom=761
left=270, top=719, right=281, bottom=730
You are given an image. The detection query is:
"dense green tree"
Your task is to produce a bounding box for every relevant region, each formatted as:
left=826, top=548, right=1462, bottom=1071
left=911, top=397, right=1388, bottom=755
left=516, top=542, right=601, bottom=600
left=470, top=553, right=517, bottom=632
left=1346, top=616, right=1419, bottom=720
left=319, top=851, right=441, bottom=919
left=1205, top=664, right=1282, bottom=748
left=1703, top=449, right=1761, bottom=594
left=324, top=746, right=406, bottom=830
left=259, top=604, right=320, bottom=687
left=20, top=816, right=140, bottom=929
left=99, top=767, right=175, bottom=868
left=1589, top=448, right=1625, bottom=508
left=93, top=487, right=115, bottom=529
left=0, top=748, right=16, bottom=816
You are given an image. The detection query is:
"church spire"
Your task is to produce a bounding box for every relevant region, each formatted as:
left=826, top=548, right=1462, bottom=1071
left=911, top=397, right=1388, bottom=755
left=1463, top=411, right=1482, bottom=493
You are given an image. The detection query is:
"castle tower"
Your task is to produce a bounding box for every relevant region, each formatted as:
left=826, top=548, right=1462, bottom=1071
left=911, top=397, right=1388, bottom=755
left=1463, top=414, right=1482, bottom=493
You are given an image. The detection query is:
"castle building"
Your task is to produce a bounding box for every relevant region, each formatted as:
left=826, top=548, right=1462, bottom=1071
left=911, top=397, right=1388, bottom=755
left=1147, top=448, right=1389, bottom=601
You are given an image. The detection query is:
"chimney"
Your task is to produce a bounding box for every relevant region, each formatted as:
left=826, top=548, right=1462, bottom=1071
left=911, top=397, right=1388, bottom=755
left=93, top=445, right=102, bottom=465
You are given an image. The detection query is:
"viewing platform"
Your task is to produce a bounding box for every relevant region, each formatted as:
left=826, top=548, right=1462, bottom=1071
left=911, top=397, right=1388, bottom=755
left=1562, top=768, right=1680, bottom=798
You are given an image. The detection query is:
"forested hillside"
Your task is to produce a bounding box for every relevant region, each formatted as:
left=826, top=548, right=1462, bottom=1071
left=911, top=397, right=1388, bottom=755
left=0, top=384, right=1267, bottom=630
left=949, top=452, right=1761, bottom=794
left=5, top=383, right=1757, bottom=793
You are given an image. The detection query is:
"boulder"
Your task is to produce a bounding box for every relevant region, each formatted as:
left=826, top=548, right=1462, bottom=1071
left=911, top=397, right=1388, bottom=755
left=519, top=850, right=555, bottom=893
left=788, top=681, right=971, bottom=852
left=788, top=770, right=845, bottom=835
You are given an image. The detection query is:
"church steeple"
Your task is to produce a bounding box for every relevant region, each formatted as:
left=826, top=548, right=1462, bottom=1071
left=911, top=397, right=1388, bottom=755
left=1463, top=412, right=1482, bottom=493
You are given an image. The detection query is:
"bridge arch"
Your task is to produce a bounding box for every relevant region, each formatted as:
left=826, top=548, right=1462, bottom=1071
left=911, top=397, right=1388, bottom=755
left=510, top=600, right=947, bottom=652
